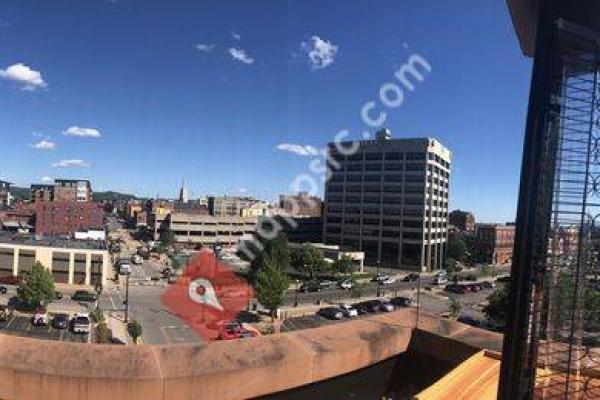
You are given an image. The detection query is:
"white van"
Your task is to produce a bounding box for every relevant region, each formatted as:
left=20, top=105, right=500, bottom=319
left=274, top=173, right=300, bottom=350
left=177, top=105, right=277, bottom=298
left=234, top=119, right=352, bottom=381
left=72, top=314, right=91, bottom=334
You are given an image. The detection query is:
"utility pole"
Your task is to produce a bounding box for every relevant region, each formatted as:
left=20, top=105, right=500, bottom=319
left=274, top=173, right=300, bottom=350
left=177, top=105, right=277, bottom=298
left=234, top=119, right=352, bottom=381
left=124, top=272, right=130, bottom=323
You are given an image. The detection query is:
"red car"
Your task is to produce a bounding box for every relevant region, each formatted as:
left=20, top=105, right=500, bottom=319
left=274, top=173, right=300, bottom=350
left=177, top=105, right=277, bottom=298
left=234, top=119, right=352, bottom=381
left=0, top=276, right=22, bottom=286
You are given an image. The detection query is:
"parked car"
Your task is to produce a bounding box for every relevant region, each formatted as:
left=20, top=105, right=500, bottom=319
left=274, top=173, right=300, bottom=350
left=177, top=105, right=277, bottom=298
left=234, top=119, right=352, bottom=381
left=218, top=321, right=257, bottom=340
left=433, top=275, right=448, bottom=285
left=457, top=315, right=481, bottom=328
left=0, top=305, right=13, bottom=322
left=319, top=280, right=336, bottom=289
left=466, top=283, right=481, bottom=292
left=131, top=254, right=143, bottom=265
left=379, top=301, right=395, bottom=312
left=390, top=296, right=412, bottom=307
left=373, top=273, right=390, bottom=283
left=380, top=276, right=397, bottom=285
left=352, top=302, right=370, bottom=315
left=361, top=300, right=383, bottom=313
left=339, top=279, right=354, bottom=290
left=0, top=286, right=6, bottom=295
left=496, top=275, right=511, bottom=283
left=403, top=273, right=419, bottom=282
left=299, top=282, right=321, bottom=293
left=167, top=275, right=177, bottom=284
left=71, top=290, right=98, bottom=302
left=480, top=281, right=496, bottom=289
left=0, top=276, right=21, bottom=286
left=317, top=307, right=344, bottom=320
left=32, top=312, right=49, bottom=326
left=52, top=313, right=70, bottom=330
left=338, top=304, right=358, bottom=318
left=445, top=284, right=468, bottom=294
left=72, top=313, right=91, bottom=334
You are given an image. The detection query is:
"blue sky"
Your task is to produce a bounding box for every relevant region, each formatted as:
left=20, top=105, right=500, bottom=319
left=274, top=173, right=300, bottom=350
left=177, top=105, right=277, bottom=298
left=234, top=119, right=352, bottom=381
left=0, top=0, right=532, bottom=223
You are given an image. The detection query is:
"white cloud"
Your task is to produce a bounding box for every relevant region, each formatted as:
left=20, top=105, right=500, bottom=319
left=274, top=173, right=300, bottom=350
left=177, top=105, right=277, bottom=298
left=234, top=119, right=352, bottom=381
left=30, top=140, right=56, bottom=150
left=230, top=31, right=241, bottom=40
left=41, top=176, right=52, bottom=182
left=63, top=126, right=102, bottom=138
left=51, top=159, right=91, bottom=168
left=238, top=188, right=247, bottom=194
left=301, top=36, right=338, bottom=70
left=276, top=143, right=322, bottom=157
left=0, top=63, right=47, bottom=90
left=195, top=43, right=215, bottom=52
left=228, top=48, right=254, bottom=64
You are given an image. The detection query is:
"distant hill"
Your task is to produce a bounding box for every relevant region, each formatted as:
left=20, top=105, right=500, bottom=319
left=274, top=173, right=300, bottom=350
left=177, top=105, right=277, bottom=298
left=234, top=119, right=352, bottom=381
left=9, top=186, right=30, bottom=201
left=9, top=186, right=138, bottom=203
left=92, top=191, right=139, bottom=202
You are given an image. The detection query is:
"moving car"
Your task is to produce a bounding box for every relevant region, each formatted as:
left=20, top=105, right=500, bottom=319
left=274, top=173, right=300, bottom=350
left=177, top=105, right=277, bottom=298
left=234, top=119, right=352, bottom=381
left=338, top=304, right=358, bottom=318
left=52, top=313, right=70, bottom=330
left=71, top=290, right=98, bottom=302
left=390, top=296, right=412, bottom=307
left=72, top=314, right=91, bottom=334
left=299, top=282, right=321, bottom=293
left=317, top=307, right=344, bottom=320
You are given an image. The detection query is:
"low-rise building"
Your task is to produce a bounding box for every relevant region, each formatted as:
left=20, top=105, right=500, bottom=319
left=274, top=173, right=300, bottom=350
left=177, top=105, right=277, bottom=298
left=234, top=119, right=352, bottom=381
left=0, top=234, right=110, bottom=286
left=288, top=242, right=364, bottom=272
left=35, top=202, right=104, bottom=237
left=30, top=184, right=54, bottom=203
left=165, top=213, right=258, bottom=247
left=208, top=196, right=254, bottom=217
left=30, top=179, right=92, bottom=203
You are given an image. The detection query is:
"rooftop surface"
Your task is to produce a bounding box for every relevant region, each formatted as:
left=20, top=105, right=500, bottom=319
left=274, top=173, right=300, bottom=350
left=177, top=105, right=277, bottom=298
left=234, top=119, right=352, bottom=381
left=0, top=233, right=107, bottom=251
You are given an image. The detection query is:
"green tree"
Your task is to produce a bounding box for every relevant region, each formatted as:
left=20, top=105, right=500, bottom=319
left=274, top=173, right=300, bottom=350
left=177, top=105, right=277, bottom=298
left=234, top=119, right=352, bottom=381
left=159, top=228, right=175, bottom=248
left=96, top=322, right=113, bottom=344
left=247, top=233, right=291, bottom=282
left=127, top=320, right=143, bottom=344
left=483, top=283, right=511, bottom=323
left=332, top=255, right=355, bottom=276
left=290, top=244, right=326, bottom=279
left=17, top=261, right=55, bottom=310
left=169, top=255, right=183, bottom=271
left=447, top=235, right=468, bottom=263
left=448, top=298, right=462, bottom=320
left=255, top=256, right=289, bottom=320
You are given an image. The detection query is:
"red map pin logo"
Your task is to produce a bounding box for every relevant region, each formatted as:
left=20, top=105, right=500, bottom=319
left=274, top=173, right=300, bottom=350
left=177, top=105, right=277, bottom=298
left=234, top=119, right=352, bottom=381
left=161, top=250, right=254, bottom=340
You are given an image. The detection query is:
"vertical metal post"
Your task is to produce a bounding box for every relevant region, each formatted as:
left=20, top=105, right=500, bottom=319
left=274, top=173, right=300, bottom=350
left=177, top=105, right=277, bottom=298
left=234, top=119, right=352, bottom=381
left=124, top=273, right=130, bottom=323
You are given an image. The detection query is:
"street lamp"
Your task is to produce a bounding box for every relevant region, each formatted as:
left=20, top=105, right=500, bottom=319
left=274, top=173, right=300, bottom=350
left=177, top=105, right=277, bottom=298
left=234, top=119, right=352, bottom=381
left=376, top=259, right=381, bottom=297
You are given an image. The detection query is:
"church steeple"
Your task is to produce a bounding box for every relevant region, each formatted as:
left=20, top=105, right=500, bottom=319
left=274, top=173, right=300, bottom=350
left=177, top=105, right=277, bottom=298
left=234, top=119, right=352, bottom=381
left=179, top=178, right=189, bottom=203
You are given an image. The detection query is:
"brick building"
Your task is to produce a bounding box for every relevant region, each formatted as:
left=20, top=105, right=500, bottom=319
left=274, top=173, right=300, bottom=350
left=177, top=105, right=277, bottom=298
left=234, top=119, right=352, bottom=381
left=279, top=192, right=322, bottom=217
left=31, top=179, right=92, bottom=203
left=34, top=202, right=104, bottom=237
left=474, top=224, right=515, bottom=265
left=449, top=210, right=476, bottom=233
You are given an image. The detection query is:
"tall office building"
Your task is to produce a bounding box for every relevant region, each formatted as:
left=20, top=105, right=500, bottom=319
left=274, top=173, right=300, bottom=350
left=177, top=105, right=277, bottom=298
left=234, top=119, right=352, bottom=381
left=0, top=181, right=11, bottom=208
left=178, top=179, right=189, bottom=203
left=322, top=129, right=451, bottom=271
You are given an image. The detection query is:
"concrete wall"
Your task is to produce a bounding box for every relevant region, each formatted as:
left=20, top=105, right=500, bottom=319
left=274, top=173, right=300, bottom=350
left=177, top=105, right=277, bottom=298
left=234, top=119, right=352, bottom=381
left=0, top=309, right=502, bottom=400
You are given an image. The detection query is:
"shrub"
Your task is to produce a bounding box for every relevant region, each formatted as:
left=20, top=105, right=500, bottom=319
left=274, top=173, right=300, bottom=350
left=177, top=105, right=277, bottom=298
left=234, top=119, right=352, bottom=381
left=96, top=322, right=113, bottom=344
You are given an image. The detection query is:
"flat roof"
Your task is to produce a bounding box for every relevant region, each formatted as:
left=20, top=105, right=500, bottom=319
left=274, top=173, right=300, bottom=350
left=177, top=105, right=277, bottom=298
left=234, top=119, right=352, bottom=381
left=0, top=233, right=107, bottom=251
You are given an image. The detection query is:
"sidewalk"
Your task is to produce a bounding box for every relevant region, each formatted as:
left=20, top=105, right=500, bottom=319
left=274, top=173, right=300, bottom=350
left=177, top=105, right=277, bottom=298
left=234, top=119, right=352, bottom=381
left=107, top=312, right=131, bottom=344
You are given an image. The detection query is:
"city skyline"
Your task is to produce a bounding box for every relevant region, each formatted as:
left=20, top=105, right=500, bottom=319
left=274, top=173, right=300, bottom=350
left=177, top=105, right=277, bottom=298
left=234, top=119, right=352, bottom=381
left=0, top=0, right=531, bottom=223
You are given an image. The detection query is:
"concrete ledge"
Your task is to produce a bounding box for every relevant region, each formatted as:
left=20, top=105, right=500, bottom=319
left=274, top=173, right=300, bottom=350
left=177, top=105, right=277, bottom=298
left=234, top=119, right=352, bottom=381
left=0, top=308, right=503, bottom=400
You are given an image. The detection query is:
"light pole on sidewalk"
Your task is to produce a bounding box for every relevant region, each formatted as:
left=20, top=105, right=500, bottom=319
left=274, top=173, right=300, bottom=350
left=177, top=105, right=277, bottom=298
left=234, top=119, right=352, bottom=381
left=123, top=272, right=131, bottom=323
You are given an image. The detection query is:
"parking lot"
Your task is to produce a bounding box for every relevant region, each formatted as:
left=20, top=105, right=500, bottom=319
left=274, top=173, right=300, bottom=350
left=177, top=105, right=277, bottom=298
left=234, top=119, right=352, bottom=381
left=0, top=315, right=89, bottom=343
